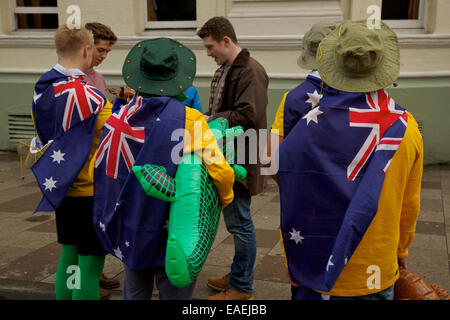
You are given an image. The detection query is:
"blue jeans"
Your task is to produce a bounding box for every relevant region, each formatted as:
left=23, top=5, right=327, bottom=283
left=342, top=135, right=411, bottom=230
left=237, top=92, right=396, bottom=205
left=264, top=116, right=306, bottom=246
left=329, top=284, right=395, bottom=300
left=223, top=196, right=256, bottom=294
left=123, top=265, right=196, bottom=300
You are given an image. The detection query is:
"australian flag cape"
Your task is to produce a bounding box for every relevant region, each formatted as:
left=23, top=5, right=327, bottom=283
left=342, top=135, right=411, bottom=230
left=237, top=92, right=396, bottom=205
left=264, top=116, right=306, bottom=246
left=283, top=70, right=323, bottom=137
left=278, top=84, right=408, bottom=300
left=31, top=67, right=106, bottom=213
left=93, top=95, right=186, bottom=270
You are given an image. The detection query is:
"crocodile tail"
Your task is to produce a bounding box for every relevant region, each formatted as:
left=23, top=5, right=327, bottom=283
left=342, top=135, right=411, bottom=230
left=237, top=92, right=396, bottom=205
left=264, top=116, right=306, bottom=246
left=165, top=233, right=192, bottom=287
left=132, top=164, right=177, bottom=202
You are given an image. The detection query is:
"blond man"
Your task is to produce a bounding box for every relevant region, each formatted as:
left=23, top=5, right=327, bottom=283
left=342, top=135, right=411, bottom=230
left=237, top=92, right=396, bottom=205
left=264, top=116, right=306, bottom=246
left=31, top=25, right=112, bottom=300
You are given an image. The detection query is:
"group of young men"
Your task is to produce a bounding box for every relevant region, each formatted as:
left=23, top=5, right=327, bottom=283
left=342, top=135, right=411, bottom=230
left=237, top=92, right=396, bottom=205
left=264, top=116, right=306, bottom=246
left=30, top=16, right=422, bottom=301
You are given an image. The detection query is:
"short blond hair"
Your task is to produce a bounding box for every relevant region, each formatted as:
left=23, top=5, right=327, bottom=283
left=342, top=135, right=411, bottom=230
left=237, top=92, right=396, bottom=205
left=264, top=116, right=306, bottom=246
left=54, top=25, right=94, bottom=57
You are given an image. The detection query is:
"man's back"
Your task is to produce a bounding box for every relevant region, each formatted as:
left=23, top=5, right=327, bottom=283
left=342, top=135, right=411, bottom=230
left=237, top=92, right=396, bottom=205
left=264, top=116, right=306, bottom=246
left=322, top=112, right=423, bottom=296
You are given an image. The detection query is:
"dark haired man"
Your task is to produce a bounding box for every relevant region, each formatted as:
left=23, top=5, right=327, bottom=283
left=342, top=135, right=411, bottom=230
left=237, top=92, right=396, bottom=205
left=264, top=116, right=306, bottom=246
left=84, top=22, right=117, bottom=96
left=197, top=16, right=268, bottom=300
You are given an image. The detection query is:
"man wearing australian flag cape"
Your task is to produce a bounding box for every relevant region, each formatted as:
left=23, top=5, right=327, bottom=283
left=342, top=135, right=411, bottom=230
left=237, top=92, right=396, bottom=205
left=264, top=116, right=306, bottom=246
left=30, top=25, right=112, bottom=300
left=268, top=21, right=339, bottom=186
left=93, top=38, right=235, bottom=300
left=278, top=21, right=423, bottom=300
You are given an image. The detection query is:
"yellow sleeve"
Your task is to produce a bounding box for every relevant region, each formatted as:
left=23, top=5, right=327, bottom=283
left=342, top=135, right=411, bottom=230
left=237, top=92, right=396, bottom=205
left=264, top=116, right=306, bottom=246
left=184, top=107, right=235, bottom=208
left=88, top=100, right=113, bottom=181
left=397, top=113, right=423, bottom=259
left=271, top=91, right=289, bottom=137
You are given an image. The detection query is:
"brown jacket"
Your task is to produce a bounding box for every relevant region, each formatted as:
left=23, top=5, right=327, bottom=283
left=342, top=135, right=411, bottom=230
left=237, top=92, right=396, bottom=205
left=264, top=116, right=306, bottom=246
left=206, top=49, right=268, bottom=196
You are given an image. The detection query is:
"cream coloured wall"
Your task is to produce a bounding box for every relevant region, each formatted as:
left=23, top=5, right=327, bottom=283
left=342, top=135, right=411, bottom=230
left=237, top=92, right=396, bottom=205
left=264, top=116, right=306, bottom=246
left=57, top=0, right=138, bottom=36
left=427, top=0, right=450, bottom=33
left=0, top=0, right=12, bottom=34
left=0, top=0, right=449, bottom=78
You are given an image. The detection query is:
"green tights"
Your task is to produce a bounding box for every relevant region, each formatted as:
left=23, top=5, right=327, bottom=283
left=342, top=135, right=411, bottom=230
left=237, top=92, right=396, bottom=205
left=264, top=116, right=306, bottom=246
left=55, top=244, right=105, bottom=300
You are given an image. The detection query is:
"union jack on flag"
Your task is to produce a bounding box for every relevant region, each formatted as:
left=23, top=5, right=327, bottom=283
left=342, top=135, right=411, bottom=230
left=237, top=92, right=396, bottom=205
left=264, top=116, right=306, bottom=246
left=347, top=89, right=408, bottom=180
left=31, top=69, right=106, bottom=212
left=95, top=97, right=145, bottom=179
left=53, top=76, right=105, bottom=132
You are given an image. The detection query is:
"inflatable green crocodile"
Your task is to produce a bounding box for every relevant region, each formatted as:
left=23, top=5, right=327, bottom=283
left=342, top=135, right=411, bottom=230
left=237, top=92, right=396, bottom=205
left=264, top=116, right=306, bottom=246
left=132, top=117, right=246, bottom=287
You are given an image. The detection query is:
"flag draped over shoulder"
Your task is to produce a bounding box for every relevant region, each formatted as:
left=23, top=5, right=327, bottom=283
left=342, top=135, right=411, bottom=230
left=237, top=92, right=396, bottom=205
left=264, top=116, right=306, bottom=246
left=278, top=86, right=408, bottom=299
left=283, top=70, right=323, bottom=137
left=31, top=69, right=106, bottom=212
left=93, top=96, right=186, bottom=270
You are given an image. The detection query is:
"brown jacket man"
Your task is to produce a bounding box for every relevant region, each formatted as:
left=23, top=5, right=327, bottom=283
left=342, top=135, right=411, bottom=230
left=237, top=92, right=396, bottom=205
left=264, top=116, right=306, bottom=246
left=198, top=16, right=268, bottom=300
left=205, top=49, right=268, bottom=197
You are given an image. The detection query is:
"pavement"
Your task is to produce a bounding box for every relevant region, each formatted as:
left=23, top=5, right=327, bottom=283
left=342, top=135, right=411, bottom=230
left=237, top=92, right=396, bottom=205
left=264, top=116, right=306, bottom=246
left=0, top=150, right=449, bottom=300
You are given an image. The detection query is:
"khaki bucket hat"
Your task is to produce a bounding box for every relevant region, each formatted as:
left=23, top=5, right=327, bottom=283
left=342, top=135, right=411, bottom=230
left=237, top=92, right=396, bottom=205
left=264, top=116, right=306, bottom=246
left=298, top=21, right=340, bottom=70
left=316, top=20, right=400, bottom=93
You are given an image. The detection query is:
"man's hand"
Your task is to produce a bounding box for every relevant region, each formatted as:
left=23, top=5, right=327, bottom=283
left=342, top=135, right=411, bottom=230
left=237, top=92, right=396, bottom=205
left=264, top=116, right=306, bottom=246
left=398, top=257, right=407, bottom=270
left=107, top=87, right=135, bottom=101
left=203, top=115, right=210, bottom=121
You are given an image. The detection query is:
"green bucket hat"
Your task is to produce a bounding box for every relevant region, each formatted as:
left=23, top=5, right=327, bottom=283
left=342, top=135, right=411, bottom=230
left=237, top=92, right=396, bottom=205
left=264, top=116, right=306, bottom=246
left=297, top=21, right=340, bottom=70
left=122, top=38, right=196, bottom=97
left=316, top=20, right=400, bottom=93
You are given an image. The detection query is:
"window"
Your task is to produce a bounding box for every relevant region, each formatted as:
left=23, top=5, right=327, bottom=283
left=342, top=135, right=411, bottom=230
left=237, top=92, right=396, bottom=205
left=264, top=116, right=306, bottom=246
left=381, top=0, right=425, bottom=30
left=146, top=0, right=196, bottom=29
left=12, top=0, right=58, bottom=30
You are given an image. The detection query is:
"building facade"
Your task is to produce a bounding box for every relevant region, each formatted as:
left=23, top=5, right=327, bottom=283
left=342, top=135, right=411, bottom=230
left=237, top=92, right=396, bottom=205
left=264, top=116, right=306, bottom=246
left=0, top=0, right=449, bottom=164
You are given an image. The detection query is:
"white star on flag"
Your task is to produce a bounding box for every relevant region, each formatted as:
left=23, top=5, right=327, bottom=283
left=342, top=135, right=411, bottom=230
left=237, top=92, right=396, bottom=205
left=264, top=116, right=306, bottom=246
left=321, top=294, right=330, bottom=300
left=163, top=219, right=169, bottom=230
left=305, top=90, right=322, bottom=109
left=345, top=257, right=349, bottom=265
left=302, top=107, right=323, bottom=125
left=289, top=228, right=304, bottom=245
left=114, top=247, right=124, bottom=260
left=50, top=150, right=66, bottom=164
left=326, top=255, right=334, bottom=272
left=125, top=241, right=130, bottom=247
left=43, top=177, right=57, bottom=192
left=99, top=221, right=105, bottom=232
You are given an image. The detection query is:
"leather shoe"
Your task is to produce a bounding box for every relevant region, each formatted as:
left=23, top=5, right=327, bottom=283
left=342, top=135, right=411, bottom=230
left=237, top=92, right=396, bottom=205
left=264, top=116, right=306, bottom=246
left=99, top=272, right=120, bottom=289
left=99, top=287, right=111, bottom=300
left=208, top=288, right=253, bottom=300
left=207, top=273, right=230, bottom=291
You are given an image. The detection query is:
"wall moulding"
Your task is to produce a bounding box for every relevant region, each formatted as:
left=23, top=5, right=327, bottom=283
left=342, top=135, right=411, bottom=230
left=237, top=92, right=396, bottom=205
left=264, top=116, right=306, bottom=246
left=1, top=33, right=450, bottom=50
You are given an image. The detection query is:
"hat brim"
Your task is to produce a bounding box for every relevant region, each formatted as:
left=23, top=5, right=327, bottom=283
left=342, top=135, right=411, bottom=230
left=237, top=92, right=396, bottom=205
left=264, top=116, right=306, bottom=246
left=297, top=50, right=316, bottom=70
left=317, top=21, right=400, bottom=93
left=122, top=38, right=196, bottom=97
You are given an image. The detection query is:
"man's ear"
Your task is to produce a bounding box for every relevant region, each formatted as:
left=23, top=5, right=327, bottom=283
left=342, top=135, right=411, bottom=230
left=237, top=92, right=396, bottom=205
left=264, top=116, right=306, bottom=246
left=223, top=36, right=231, bottom=47
left=83, top=45, right=91, bottom=58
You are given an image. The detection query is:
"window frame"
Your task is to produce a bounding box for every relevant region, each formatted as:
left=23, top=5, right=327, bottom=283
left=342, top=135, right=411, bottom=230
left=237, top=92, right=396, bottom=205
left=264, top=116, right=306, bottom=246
left=144, top=0, right=196, bottom=30
left=10, top=0, right=58, bottom=31
left=382, top=0, right=426, bottom=31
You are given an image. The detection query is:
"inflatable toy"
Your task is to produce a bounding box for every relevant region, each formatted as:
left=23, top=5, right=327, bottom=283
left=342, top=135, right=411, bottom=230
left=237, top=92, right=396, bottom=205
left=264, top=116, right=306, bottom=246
left=133, top=117, right=246, bottom=287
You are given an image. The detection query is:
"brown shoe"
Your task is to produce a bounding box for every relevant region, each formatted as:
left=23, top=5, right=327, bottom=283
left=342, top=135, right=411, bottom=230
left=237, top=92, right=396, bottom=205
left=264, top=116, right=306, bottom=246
left=207, top=273, right=230, bottom=292
left=99, top=287, right=111, bottom=300
left=99, top=272, right=120, bottom=289
left=208, top=288, right=253, bottom=300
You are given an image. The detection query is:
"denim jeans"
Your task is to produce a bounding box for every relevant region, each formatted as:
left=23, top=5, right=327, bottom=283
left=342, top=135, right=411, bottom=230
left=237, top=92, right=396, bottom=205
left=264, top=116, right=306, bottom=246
left=123, top=265, right=196, bottom=300
left=222, top=196, right=256, bottom=294
left=328, top=284, right=395, bottom=300
left=291, top=284, right=395, bottom=300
